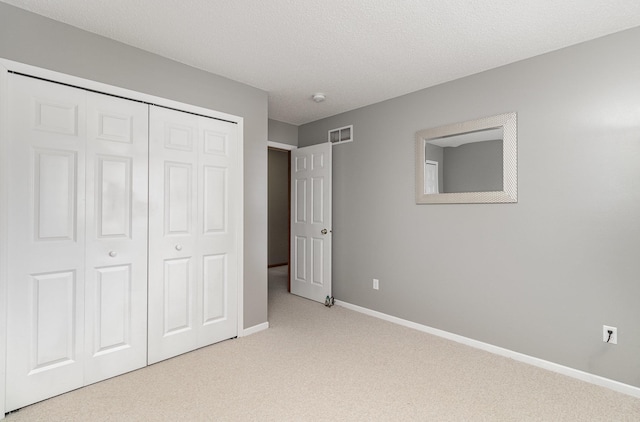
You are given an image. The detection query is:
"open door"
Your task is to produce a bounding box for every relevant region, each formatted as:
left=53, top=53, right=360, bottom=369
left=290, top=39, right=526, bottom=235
left=290, top=143, right=332, bottom=303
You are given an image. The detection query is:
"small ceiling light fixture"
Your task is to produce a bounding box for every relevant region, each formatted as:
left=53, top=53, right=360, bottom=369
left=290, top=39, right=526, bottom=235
left=312, top=93, right=326, bottom=103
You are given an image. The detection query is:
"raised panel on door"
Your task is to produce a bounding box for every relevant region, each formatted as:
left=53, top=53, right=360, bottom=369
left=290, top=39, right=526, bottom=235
left=92, top=265, right=132, bottom=355
left=163, top=257, right=194, bottom=335
left=202, top=254, right=227, bottom=323
left=292, top=166, right=309, bottom=288
left=96, top=156, right=131, bottom=238
left=34, top=99, right=78, bottom=136
left=30, top=271, right=78, bottom=372
left=6, top=74, right=87, bottom=411
left=310, top=174, right=326, bottom=289
left=311, top=176, right=324, bottom=224
left=311, top=238, right=325, bottom=287
left=295, top=178, right=307, bottom=224
left=165, top=162, right=193, bottom=235
left=34, top=150, right=78, bottom=241
left=84, top=91, right=148, bottom=384
left=148, top=106, right=199, bottom=364
left=203, top=166, right=226, bottom=234
left=294, top=236, right=307, bottom=281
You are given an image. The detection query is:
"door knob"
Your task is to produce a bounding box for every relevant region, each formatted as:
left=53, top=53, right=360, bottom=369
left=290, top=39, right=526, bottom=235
left=321, top=229, right=328, bottom=235
left=108, top=251, right=117, bottom=257
left=175, top=244, right=183, bottom=251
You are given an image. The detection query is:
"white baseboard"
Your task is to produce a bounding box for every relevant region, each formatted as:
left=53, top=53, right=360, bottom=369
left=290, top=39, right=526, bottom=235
left=335, top=300, right=640, bottom=398
left=241, top=321, right=269, bottom=337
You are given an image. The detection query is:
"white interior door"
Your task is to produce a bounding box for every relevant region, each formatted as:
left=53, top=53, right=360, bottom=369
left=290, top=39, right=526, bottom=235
left=148, top=106, right=239, bottom=364
left=5, top=75, right=88, bottom=411
left=290, top=143, right=332, bottom=303
left=424, top=160, right=439, bottom=194
left=83, top=92, right=149, bottom=384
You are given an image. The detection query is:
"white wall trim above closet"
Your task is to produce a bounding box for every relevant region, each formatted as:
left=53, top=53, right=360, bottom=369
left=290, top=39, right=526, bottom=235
left=0, top=59, right=242, bottom=124
left=0, top=58, right=245, bottom=418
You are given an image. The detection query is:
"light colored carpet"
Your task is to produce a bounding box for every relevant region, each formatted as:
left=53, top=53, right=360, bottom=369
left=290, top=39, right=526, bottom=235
left=5, top=266, right=640, bottom=421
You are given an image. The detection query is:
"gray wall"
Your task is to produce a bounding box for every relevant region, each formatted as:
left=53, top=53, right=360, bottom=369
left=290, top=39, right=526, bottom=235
left=268, top=149, right=289, bottom=266
left=268, top=119, right=298, bottom=146
left=443, top=140, right=503, bottom=193
left=0, top=3, right=269, bottom=329
left=299, top=27, right=640, bottom=387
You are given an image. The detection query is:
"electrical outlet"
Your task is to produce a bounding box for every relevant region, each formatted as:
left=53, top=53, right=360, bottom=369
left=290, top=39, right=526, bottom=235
left=372, top=278, right=379, bottom=290
left=603, top=325, right=617, bottom=344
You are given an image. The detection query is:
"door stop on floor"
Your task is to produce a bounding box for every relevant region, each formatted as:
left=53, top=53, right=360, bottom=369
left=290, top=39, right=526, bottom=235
left=324, top=296, right=335, bottom=307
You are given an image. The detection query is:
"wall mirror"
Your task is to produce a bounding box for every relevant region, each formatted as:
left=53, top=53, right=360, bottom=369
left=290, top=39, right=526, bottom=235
left=415, top=112, right=517, bottom=204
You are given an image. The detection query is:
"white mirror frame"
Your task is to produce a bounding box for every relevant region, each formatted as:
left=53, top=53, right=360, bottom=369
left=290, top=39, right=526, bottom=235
left=415, top=112, right=517, bottom=204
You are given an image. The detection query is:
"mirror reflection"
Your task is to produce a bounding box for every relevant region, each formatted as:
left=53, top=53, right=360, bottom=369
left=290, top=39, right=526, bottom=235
left=415, top=112, right=517, bottom=204
left=424, top=127, right=503, bottom=194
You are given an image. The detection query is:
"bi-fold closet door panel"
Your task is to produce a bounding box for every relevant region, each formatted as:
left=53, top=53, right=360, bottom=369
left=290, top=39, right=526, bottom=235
left=148, top=106, right=238, bottom=365
left=84, top=91, right=149, bottom=384
left=5, top=74, right=149, bottom=411
left=6, top=74, right=87, bottom=411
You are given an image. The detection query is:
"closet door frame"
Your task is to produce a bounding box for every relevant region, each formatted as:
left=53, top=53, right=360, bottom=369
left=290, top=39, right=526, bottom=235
left=0, top=60, right=9, bottom=421
left=0, top=58, right=245, bottom=419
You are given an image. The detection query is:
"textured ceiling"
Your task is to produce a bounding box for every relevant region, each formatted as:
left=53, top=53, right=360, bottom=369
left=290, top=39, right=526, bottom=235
left=3, top=0, right=640, bottom=125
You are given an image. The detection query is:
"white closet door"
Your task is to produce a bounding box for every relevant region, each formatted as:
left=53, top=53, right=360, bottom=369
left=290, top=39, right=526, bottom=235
left=83, top=92, right=149, bottom=384
left=5, top=75, right=150, bottom=411
left=148, top=106, right=238, bottom=364
left=148, top=107, right=199, bottom=363
left=196, top=116, right=239, bottom=347
left=6, top=75, right=87, bottom=411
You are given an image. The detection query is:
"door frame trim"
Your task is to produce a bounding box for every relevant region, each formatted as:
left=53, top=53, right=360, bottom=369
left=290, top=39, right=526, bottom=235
left=267, top=141, right=296, bottom=292
left=0, top=59, right=245, bottom=417
left=0, top=60, right=9, bottom=421
left=267, top=141, right=296, bottom=151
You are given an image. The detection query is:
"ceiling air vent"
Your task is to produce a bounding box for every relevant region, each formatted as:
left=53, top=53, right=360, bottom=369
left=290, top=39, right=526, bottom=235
left=328, top=125, right=353, bottom=145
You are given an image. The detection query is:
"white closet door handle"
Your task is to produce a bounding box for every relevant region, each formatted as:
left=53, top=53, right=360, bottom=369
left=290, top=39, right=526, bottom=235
left=108, top=251, right=117, bottom=257
left=175, top=245, right=183, bottom=251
